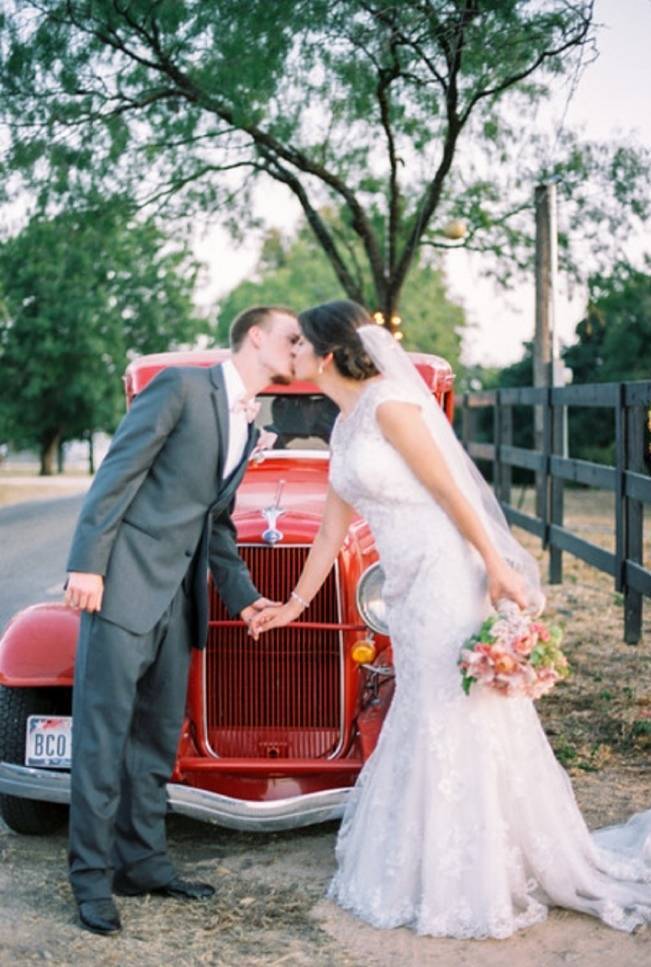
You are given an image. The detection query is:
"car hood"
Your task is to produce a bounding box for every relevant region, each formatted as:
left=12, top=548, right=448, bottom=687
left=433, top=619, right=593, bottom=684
left=235, top=452, right=331, bottom=519
left=232, top=449, right=374, bottom=561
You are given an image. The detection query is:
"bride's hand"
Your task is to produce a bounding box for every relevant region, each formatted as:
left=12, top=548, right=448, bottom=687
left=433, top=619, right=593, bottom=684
left=486, top=559, right=529, bottom=611
left=248, top=599, right=302, bottom=640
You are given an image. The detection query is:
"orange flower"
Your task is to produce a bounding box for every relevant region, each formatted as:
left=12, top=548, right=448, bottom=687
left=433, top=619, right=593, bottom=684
left=494, top=653, right=518, bottom=675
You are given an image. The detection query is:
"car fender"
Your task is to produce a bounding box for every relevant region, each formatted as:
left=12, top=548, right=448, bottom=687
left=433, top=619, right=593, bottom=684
left=0, top=604, right=79, bottom=687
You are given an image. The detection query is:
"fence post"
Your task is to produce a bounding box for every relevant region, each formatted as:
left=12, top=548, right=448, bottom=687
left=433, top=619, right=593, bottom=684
left=461, top=394, right=475, bottom=453
left=500, top=401, right=513, bottom=508
left=493, top=391, right=502, bottom=501
left=549, top=390, right=565, bottom=584
left=541, top=387, right=551, bottom=553
left=614, top=384, right=626, bottom=595
left=624, top=399, right=645, bottom=644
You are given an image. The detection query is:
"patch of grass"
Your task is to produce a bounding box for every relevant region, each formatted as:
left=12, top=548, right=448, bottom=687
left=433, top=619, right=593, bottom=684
left=119, top=873, right=333, bottom=965
left=631, top=719, right=651, bottom=751
left=551, top=736, right=612, bottom=772
left=514, top=515, right=650, bottom=780
left=552, top=736, right=578, bottom=767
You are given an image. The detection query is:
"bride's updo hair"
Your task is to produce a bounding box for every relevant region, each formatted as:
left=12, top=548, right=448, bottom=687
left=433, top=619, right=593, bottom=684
left=298, top=300, right=379, bottom=380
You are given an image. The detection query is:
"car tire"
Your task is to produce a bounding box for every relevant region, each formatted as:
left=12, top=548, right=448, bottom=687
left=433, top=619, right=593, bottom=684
left=0, top=685, right=70, bottom=835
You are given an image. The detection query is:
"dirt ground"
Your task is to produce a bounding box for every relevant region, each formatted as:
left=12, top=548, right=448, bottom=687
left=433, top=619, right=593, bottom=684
left=0, top=469, right=92, bottom=507
left=0, top=482, right=649, bottom=966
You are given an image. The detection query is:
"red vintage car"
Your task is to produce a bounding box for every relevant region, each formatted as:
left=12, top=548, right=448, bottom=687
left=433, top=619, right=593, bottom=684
left=0, top=348, right=454, bottom=835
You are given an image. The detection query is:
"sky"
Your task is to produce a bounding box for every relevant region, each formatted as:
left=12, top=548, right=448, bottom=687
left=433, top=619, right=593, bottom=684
left=193, top=0, right=651, bottom=367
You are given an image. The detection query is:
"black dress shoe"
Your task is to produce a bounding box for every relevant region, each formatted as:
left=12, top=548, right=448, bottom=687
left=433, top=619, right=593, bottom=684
left=153, top=876, right=215, bottom=900
left=78, top=898, right=122, bottom=935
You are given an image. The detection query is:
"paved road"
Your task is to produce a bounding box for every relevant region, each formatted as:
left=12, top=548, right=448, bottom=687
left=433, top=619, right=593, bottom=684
left=0, top=494, right=84, bottom=633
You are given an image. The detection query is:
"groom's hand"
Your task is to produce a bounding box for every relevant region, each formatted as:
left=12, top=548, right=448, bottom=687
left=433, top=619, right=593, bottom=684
left=65, top=572, right=104, bottom=612
left=240, top=597, right=281, bottom=628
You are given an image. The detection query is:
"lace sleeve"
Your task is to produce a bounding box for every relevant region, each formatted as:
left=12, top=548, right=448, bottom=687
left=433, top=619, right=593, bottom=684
left=358, top=325, right=544, bottom=613
left=368, top=378, right=426, bottom=417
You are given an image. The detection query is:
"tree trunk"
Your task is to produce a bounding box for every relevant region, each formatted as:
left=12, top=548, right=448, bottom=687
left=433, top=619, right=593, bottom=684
left=40, top=431, right=61, bottom=476
left=379, top=290, right=402, bottom=338
left=88, top=433, right=95, bottom=475
left=57, top=440, right=65, bottom=474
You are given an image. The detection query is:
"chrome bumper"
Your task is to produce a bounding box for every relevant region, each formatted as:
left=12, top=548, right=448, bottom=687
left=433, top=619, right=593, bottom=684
left=0, top=761, right=349, bottom=832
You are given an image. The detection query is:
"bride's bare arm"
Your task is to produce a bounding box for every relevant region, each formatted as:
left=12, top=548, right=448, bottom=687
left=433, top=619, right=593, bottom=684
left=249, top=485, right=355, bottom=637
left=376, top=400, right=528, bottom=608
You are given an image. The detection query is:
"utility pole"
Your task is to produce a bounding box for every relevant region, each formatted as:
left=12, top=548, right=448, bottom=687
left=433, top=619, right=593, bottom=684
left=534, top=182, right=558, bottom=517
left=534, top=181, right=568, bottom=584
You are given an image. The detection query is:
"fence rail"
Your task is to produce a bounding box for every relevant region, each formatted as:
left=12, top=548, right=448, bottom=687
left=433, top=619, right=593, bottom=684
left=460, top=380, right=651, bottom=643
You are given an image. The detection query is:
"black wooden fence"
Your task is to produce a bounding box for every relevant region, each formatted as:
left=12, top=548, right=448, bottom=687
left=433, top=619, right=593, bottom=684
left=460, top=381, right=651, bottom=644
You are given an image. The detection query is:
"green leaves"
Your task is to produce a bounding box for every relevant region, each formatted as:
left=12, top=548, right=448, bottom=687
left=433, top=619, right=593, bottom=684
left=2, top=1, right=643, bottom=316
left=565, top=259, right=651, bottom=386
left=216, top=212, right=467, bottom=370
left=0, top=200, right=209, bottom=468
left=461, top=674, right=476, bottom=696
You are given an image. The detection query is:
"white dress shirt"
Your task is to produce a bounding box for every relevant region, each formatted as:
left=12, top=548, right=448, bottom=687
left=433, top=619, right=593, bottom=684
left=221, top=359, right=250, bottom=479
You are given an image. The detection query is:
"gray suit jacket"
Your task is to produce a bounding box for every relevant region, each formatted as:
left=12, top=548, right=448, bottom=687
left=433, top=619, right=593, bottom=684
left=66, top=364, right=260, bottom=647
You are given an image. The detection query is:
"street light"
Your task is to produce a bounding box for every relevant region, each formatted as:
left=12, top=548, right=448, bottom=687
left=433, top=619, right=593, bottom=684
left=441, top=219, right=467, bottom=240
left=372, top=311, right=403, bottom=339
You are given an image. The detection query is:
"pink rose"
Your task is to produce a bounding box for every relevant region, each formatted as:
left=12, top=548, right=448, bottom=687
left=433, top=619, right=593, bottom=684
left=514, top=635, right=534, bottom=656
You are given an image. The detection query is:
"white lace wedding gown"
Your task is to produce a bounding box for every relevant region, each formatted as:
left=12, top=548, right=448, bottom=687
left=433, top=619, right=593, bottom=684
left=327, top=378, right=651, bottom=939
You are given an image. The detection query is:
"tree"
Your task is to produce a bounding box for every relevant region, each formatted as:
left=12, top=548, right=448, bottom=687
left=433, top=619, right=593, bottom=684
left=564, top=260, right=651, bottom=385
left=562, top=259, right=651, bottom=465
left=0, top=202, right=206, bottom=474
left=216, top=226, right=348, bottom=339
left=2, top=2, right=647, bottom=334
left=476, top=261, right=651, bottom=468
left=456, top=342, right=534, bottom=483
left=217, top=216, right=467, bottom=372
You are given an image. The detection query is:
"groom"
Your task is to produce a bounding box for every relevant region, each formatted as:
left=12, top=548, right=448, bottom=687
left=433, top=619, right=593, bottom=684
left=64, top=305, right=300, bottom=935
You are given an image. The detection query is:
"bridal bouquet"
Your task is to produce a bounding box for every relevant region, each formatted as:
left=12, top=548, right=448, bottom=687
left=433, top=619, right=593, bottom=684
left=459, top=601, right=569, bottom=699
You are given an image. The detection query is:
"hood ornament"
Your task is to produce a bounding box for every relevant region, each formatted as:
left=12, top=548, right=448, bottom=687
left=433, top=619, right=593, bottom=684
left=261, top=479, right=285, bottom=545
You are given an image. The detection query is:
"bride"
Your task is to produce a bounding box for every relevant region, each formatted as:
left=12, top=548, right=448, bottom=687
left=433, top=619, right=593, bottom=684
left=250, top=299, right=651, bottom=939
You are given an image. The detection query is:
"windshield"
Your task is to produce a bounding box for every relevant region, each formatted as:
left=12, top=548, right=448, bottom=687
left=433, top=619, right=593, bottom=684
left=255, top=394, right=339, bottom=450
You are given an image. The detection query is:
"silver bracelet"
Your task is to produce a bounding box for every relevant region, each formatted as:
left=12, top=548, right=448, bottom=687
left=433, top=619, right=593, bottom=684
left=291, top=589, right=310, bottom=610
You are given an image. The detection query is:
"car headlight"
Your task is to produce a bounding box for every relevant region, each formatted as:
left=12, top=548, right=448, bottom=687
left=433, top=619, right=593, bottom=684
left=355, top=562, right=388, bottom=636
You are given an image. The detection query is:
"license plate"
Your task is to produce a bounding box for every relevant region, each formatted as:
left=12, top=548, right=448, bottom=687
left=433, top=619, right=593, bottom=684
left=25, top=716, right=73, bottom=768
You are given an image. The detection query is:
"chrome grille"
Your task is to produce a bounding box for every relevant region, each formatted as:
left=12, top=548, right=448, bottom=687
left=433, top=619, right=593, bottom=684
left=205, top=545, right=342, bottom=758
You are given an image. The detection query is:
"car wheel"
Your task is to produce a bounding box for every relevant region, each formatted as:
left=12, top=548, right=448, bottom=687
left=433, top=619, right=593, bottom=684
left=0, top=685, right=70, bottom=835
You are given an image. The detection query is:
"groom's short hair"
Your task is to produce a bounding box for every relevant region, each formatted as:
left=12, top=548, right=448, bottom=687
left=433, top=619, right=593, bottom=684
left=229, top=305, right=296, bottom=352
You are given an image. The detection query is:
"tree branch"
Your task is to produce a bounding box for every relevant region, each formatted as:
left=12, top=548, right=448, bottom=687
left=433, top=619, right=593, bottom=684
left=139, top=162, right=259, bottom=217
left=364, top=0, right=452, bottom=92
left=459, top=5, right=594, bottom=124
left=389, top=4, right=469, bottom=299
left=376, top=68, right=400, bottom=277
left=257, top=149, right=366, bottom=304
left=71, top=4, right=387, bottom=298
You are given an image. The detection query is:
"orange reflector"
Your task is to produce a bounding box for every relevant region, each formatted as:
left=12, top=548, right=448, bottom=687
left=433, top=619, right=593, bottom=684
left=351, top=640, right=377, bottom=664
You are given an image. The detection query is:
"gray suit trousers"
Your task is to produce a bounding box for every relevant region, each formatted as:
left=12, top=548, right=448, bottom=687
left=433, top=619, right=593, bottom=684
left=68, top=585, right=193, bottom=902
